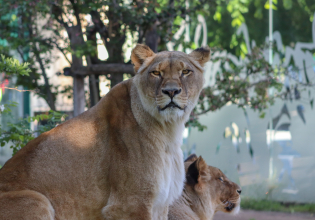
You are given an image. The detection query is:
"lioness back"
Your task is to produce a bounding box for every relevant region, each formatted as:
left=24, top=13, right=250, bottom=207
left=0, top=45, right=210, bottom=220
left=168, top=154, right=241, bottom=220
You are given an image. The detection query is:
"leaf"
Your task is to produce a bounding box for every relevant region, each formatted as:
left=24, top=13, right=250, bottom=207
left=248, top=144, right=254, bottom=158
left=264, top=1, right=277, bottom=10
left=213, top=11, right=222, bottom=22
left=11, top=14, right=17, bottom=21
left=259, top=112, right=266, bottom=118
left=216, top=142, right=221, bottom=154
left=283, top=0, right=292, bottom=9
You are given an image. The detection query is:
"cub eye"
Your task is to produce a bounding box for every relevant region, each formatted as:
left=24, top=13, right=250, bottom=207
left=182, top=69, right=192, bottom=76
left=150, top=71, right=161, bottom=76
left=219, top=177, right=224, bottom=182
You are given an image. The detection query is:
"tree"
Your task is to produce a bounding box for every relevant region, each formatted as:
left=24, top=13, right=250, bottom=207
left=1, top=2, right=58, bottom=110
left=0, top=0, right=214, bottom=115
left=0, top=0, right=313, bottom=130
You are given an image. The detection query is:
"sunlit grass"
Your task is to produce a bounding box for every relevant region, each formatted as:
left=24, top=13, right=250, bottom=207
left=241, top=198, right=315, bottom=213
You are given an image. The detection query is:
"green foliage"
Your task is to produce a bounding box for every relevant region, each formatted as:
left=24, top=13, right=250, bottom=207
left=227, top=0, right=249, bottom=27
left=0, top=54, right=30, bottom=76
left=68, top=40, right=98, bottom=58
left=196, top=0, right=315, bottom=56
left=0, top=111, right=67, bottom=155
left=0, top=102, right=18, bottom=115
left=186, top=119, right=207, bottom=131
left=241, top=198, right=315, bottom=213
left=188, top=46, right=284, bottom=130
left=1, top=0, right=314, bottom=134
left=0, top=53, right=66, bottom=156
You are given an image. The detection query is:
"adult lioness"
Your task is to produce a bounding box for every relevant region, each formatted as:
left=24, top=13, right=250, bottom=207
left=168, top=154, right=241, bottom=220
left=0, top=45, right=210, bottom=220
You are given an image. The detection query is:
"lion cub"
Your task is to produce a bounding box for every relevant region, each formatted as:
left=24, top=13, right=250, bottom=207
left=168, top=154, right=241, bottom=220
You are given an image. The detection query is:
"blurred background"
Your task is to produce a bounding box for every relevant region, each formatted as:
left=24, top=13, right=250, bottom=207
left=1, top=0, right=315, bottom=218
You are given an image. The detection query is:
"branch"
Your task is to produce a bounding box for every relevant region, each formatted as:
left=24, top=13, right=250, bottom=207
left=69, top=0, right=82, bottom=28
left=16, top=47, right=26, bottom=63
left=51, top=3, right=69, bottom=29
left=27, top=20, right=56, bottom=111
left=137, top=26, right=148, bottom=44
left=90, top=10, right=109, bottom=48
left=48, top=39, right=72, bottom=65
left=3, top=87, right=38, bottom=93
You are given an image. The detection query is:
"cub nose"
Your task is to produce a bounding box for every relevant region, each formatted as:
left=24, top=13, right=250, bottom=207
left=162, top=88, right=182, bottom=98
left=237, top=189, right=242, bottom=195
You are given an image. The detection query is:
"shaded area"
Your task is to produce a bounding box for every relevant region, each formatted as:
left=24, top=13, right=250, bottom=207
left=214, top=210, right=315, bottom=220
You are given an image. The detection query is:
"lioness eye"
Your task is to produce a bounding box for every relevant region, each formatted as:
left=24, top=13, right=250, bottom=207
left=150, top=71, right=160, bottom=76
left=182, top=69, right=191, bottom=76
left=219, top=177, right=224, bottom=182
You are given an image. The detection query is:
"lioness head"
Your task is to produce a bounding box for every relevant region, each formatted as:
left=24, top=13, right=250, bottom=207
left=131, top=44, right=210, bottom=122
left=184, top=154, right=241, bottom=217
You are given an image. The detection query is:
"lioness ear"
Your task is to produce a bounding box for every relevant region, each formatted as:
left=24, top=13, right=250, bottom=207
left=131, top=44, right=155, bottom=73
left=186, top=156, right=209, bottom=190
left=189, top=47, right=211, bottom=67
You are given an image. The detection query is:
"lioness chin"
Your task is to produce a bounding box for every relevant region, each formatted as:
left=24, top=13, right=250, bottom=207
left=168, top=154, right=241, bottom=220
left=0, top=45, right=210, bottom=220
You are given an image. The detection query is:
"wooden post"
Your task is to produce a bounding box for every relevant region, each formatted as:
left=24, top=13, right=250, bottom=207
left=89, top=74, right=99, bottom=106
left=110, top=73, right=124, bottom=88
left=73, top=76, right=85, bottom=117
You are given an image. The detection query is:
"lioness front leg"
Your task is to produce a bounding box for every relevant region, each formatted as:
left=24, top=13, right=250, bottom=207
left=0, top=190, right=55, bottom=220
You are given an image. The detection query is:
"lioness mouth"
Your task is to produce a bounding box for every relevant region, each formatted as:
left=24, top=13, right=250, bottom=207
left=224, top=201, right=235, bottom=211
left=159, top=101, right=184, bottom=111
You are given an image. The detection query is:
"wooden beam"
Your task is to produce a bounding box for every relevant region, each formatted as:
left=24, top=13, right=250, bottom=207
left=72, top=64, right=135, bottom=76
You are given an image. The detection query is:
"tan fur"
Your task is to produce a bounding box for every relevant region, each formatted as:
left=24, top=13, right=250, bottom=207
left=0, top=45, right=210, bottom=220
left=168, top=155, right=241, bottom=220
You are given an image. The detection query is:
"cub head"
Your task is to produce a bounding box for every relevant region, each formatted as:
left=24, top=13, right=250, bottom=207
left=184, top=154, right=241, bottom=216
left=131, top=44, right=210, bottom=122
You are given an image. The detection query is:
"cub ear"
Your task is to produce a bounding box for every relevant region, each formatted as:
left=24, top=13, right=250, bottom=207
left=186, top=159, right=199, bottom=185
left=189, top=46, right=211, bottom=67
left=131, top=44, right=155, bottom=73
left=184, top=154, right=198, bottom=163
left=186, top=156, right=209, bottom=190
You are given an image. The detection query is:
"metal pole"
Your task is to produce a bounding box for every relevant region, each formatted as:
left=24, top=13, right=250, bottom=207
left=269, top=0, right=273, bottom=65
left=268, top=0, right=274, bottom=180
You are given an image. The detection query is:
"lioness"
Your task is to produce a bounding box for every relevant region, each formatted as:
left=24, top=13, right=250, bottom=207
left=168, top=154, right=241, bottom=220
left=0, top=45, right=210, bottom=220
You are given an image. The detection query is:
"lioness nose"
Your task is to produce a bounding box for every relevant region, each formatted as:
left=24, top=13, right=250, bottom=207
left=162, top=88, right=182, bottom=98
left=237, top=189, right=242, bottom=195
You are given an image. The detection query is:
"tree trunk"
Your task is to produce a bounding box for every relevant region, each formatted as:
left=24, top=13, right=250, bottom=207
left=145, top=23, right=159, bottom=53
left=68, top=25, right=85, bottom=116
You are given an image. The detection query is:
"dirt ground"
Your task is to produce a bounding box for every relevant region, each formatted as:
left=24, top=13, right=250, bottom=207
left=213, top=210, right=315, bottom=220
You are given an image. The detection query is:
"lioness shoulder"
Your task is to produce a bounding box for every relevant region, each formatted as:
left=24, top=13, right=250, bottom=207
left=168, top=154, right=241, bottom=220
